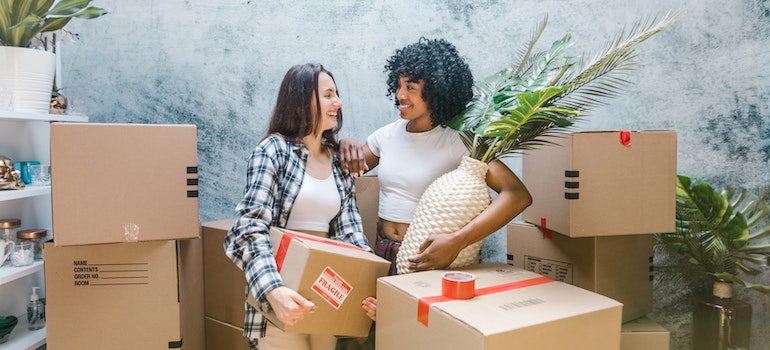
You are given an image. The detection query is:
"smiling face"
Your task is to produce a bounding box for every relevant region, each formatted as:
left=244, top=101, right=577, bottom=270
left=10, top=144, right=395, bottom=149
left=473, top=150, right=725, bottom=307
left=313, top=72, right=343, bottom=134
left=396, top=75, right=432, bottom=131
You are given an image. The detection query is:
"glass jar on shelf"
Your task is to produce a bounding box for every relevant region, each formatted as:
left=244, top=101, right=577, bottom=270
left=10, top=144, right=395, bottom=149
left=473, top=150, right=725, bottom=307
left=17, top=228, right=46, bottom=260
left=0, top=218, right=21, bottom=243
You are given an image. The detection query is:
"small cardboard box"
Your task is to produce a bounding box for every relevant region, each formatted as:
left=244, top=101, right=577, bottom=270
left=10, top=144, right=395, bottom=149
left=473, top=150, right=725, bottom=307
left=202, top=218, right=246, bottom=328
left=354, top=175, right=380, bottom=248
left=376, top=262, right=623, bottom=350
left=248, top=227, right=390, bottom=337
left=205, top=316, right=250, bottom=350
left=621, top=316, right=670, bottom=350
left=506, top=221, right=652, bottom=322
left=521, top=130, right=676, bottom=237
left=50, top=123, right=200, bottom=246
left=44, top=239, right=204, bottom=350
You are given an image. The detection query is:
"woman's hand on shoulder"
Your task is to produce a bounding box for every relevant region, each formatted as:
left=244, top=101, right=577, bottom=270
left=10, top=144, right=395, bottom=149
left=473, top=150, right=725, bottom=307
left=265, top=286, right=316, bottom=326
left=339, top=138, right=369, bottom=177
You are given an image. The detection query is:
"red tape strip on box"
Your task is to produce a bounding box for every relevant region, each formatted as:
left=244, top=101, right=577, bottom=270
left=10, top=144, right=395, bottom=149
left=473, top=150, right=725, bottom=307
left=274, top=230, right=368, bottom=271
left=620, top=130, right=631, bottom=146
left=417, top=275, right=553, bottom=326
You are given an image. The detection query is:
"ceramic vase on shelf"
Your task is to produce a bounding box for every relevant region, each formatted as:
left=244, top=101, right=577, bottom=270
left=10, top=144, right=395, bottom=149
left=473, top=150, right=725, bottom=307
left=395, top=156, right=490, bottom=274
left=0, top=47, right=56, bottom=113
left=692, top=280, right=752, bottom=350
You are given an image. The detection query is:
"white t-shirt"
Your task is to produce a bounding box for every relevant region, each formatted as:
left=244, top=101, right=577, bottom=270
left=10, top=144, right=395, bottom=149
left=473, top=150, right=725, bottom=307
left=367, top=119, right=469, bottom=223
left=286, top=172, right=341, bottom=233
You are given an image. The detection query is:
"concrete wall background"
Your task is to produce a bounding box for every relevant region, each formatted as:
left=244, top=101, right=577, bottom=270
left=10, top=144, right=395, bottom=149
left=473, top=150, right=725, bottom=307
left=60, top=1, right=769, bottom=349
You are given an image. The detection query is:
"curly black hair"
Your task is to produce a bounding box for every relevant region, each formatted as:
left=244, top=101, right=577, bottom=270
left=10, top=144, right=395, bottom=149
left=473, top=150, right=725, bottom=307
left=384, top=38, right=473, bottom=127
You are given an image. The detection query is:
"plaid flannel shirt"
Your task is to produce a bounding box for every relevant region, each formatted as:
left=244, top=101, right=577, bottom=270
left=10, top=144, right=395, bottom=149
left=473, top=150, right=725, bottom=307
left=223, top=135, right=371, bottom=344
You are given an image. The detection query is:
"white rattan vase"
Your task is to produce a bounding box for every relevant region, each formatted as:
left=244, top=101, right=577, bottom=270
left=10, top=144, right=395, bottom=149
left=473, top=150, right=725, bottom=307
left=396, top=156, right=491, bottom=274
left=0, top=47, right=56, bottom=113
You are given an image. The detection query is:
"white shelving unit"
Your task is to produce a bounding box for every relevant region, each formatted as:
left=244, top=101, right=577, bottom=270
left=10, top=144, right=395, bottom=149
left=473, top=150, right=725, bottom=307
left=0, top=110, right=87, bottom=350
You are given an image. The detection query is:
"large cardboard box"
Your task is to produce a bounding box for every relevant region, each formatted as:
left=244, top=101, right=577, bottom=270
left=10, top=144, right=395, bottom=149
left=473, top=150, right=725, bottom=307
left=354, top=175, right=379, bottom=248
left=248, top=227, right=390, bottom=337
left=44, top=239, right=204, bottom=350
left=50, top=123, right=200, bottom=246
left=521, top=130, right=676, bottom=237
left=202, top=218, right=246, bottom=327
left=205, top=317, right=249, bottom=350
left=506, top=221, right=652, bottom=322
left=376, top=262, right=623, bottom=350
left=621, top=316, right=670, bottom=350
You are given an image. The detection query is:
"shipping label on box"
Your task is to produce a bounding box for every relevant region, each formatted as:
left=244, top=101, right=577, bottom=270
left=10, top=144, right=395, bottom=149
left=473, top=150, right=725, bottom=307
left=247, top=227, right=390, bottom=337
left=507, top=221, right=653, bottom=322
left=51, top=123, right=200, bottom=246
left=521, top=130, right=676, bottom=237
left=44, top=239, right=204, bottom=350
left=376, top=263, right=623, bottom=350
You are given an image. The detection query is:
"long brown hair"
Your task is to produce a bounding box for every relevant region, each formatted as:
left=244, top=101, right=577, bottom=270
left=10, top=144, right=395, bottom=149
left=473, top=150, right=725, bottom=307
left=265, top=63, right=342, bottom=149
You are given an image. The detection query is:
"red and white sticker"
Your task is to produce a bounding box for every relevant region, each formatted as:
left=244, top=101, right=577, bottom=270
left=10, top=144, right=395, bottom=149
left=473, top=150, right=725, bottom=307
left=311, top=266, right=352, bottom=309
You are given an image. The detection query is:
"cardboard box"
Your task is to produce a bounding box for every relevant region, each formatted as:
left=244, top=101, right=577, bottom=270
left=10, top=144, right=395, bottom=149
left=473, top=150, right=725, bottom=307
left=376, top=262, right=623, bottom=350
left=354, top=175, right=379, bottom=248
left=506, top=221, right=652, bottom=322
left=521, top=130, right=676, bottom=237
left=205, top=317, right=249, bottom=350
left=621, top=316, right=670, bottom=350
left=50, top=123, right=200, bottom=246
left=248, top=227, right=390, bottom=337
left=202, top=218, right=246, bottom=327
left=44, top=239, right=204, bottom=350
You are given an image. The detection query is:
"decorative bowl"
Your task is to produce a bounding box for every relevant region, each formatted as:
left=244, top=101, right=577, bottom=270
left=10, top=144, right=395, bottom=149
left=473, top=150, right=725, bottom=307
left=0, top=315, right=18, bottom=343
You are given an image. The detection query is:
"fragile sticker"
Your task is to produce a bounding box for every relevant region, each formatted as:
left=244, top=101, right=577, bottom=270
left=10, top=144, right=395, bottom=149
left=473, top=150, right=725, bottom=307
left=311, top=266, right=352, bottom=309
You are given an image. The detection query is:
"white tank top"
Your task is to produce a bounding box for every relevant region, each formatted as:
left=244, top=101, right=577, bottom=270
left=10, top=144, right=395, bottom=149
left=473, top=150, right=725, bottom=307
left=286, top=172, right=341, bottom=233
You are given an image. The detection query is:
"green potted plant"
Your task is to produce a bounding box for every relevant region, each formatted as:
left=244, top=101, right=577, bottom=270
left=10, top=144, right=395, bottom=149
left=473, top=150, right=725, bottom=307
left=0, top=0, right=107, bottom=113
left=660, top=174, right=770, bottom=350
left=395, top=13, right=681, bottom=273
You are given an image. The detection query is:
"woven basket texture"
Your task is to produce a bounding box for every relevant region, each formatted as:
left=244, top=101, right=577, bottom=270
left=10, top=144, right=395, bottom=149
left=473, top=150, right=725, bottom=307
left=396, top=156, right=491, bottom=274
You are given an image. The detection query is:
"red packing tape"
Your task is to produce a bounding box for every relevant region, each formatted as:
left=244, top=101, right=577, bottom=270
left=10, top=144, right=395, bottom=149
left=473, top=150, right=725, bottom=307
left=442, top=272, right=476, bottom=300
left=619, top=130, right=631, bottom=146
left=274, top=230, right=368, bottom=271
left=417, top=275, right=553, bottom=326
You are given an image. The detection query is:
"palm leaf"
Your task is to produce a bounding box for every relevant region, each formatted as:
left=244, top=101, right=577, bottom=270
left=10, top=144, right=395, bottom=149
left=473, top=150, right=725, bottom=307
left=447, top=12, right=681, bottom=163
left=660, top=175, right=770, bottom=295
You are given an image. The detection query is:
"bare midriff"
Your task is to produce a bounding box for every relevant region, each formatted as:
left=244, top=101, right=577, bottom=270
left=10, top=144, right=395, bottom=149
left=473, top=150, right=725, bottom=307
left=380, top=218, right=410, bottom=242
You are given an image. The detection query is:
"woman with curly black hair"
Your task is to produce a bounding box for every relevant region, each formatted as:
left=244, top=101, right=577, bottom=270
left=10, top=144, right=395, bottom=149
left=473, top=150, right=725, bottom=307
left=383, top=37, right=474, bottom=128
left=339, top=38, right=531, bottom=331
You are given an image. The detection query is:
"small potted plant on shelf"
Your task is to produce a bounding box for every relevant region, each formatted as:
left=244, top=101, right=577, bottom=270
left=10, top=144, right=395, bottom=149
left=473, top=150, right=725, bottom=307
left=659, top=174, right=770, bottom=350
left=0, top=0, right=107, bottom=113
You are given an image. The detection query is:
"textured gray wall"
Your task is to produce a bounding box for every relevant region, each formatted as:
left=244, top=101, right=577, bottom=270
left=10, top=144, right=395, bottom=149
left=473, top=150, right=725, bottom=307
left=61, top=1, right=769, bottom=349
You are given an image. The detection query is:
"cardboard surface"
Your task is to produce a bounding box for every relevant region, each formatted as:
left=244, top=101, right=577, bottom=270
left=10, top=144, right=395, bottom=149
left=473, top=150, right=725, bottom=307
left=354, top=175, right=379, bottom=249
left=376, top=262, right=623, bottom=350
left=202, top=218, right=247, bottom=328
left=50, top=123, right=200, bottom=246
left=44, top=239, right=204, bottom=350
left=506, top=221, right=653, bottom=322
left=205, top=317, right=250, bottom=350
left=521, top=130, right=676, bottom=237
left=621, top=316, right=670, bottom=350
left=248, top=227, right=390, bottom=337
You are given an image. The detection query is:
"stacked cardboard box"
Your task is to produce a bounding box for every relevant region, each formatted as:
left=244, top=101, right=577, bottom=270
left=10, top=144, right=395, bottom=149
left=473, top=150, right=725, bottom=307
left=201, top=219, right=249, bottom=350
left=376, top=262, right=623, bottom=350
left=508, top=130, right=676, bottom=349
left=44, top=123, right=204, bottom=350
